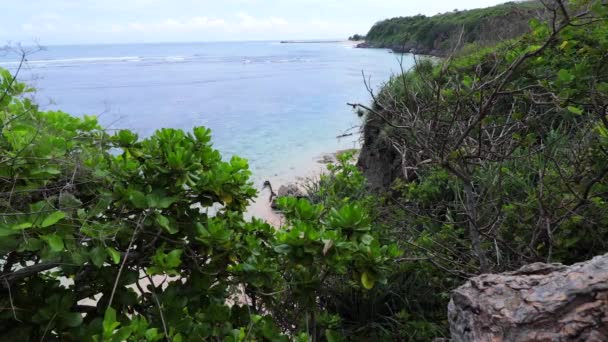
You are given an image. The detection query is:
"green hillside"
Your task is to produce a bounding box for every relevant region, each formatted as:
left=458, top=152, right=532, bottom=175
left=362, top=1, right=543, bottom=55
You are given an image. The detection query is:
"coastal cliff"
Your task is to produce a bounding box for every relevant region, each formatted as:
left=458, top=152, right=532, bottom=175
left=356, top=114, right=401, bottom=189
left=358, top=1, right=543, bottom=56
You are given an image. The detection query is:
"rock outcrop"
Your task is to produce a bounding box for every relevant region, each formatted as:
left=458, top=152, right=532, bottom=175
left=270, top=183, right=307, bottom=209
left=448, top=254, right=608, bottom=341
left=357, top=116, right=402, bottom=189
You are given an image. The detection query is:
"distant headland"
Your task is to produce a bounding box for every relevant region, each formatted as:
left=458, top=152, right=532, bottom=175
left=279, top=40, right=343, bottom=44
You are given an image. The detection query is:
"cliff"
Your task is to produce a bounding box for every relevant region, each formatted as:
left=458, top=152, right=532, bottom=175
left=359, top=1, right=543, bottom=56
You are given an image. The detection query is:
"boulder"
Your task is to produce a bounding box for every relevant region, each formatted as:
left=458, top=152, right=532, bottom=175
left=277, top=184, right=305, bottom=198
left=270, top=183, right=306, bottom=209
left=448, top=254, right=608, bottom=341
left=318, top=154, right=336, bottom=164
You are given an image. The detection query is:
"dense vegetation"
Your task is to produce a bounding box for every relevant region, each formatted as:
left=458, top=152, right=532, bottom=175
left=1, top=0, right=607, bottom=341
left=0, top=69, right=398, bottom=340
left=352, top=0, right=608, bottom=338
left=363, top=1, right=542, bottom=55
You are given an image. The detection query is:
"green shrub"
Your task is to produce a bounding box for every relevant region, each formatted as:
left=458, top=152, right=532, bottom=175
left=0, top=69, right=396, bottom=341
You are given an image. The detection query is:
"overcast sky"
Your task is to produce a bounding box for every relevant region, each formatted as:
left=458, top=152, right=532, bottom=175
left=1, top=0, right=509, bottom=45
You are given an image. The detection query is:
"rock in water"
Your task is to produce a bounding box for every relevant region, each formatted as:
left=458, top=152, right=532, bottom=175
left=448, top=254, right=608, bottom=341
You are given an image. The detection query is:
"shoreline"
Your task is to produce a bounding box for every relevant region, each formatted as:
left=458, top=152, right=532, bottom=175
left=246, top=148, right=356, bottom=226
left=355, top=40, right=446, bottom=57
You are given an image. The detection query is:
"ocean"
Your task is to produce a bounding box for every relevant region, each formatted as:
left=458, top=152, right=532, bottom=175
left=0, top=41, right=413, bottom=207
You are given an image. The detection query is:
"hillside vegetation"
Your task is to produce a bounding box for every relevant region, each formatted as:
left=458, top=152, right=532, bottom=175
left=362, top=1, right=543, bottom=55
left=354, top=0, right=608, bottom=338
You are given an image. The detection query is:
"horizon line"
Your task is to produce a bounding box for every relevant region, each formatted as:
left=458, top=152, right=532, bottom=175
left=5, top=37, right=352, bottom=49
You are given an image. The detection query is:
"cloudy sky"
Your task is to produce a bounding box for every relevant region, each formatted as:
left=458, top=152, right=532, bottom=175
left=2, top=0, right=509, bottom=45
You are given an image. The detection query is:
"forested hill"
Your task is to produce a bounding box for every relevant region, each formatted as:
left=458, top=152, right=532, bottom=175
left=360, top=1, right=543, bottom=56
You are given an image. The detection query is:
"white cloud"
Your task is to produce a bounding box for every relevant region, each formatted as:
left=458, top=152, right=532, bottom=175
left=96, top=14, right=286, bottom=36
left=22, top=23, right=35, bottom=32
left=8, top=0, right=510, bottom=44
left=157, top=17, right=227, bottom=31
left=236, top=13, right=288, bottom=30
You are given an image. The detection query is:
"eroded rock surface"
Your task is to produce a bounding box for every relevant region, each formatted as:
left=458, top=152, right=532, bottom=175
left=448, top=254, right=608, bottom=341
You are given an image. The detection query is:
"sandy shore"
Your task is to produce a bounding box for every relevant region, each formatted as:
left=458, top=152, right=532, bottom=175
left=245, top=149, right=358, bottom=226
left=245, top=153, right=327, bottom=226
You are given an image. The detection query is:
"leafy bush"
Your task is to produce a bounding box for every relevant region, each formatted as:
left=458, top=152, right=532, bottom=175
left=0, top=69, right=397, bottom=340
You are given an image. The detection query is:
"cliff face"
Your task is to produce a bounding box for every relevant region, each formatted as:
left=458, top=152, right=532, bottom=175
left=357, top=116, right=401, bottom=190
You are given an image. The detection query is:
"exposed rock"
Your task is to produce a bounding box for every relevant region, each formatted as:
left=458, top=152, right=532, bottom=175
left=277, top=184, right=305, bottom=198
left=448, top=254, right=608, bottom=341
left=357, top=115, right=402, bottom=189
left=270, top=183, right=307, bottom=209
left=318, top=154, right=336, bottom=164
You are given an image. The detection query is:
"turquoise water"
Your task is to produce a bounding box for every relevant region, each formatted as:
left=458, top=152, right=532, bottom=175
left=1, top=41, right=413, bottom=184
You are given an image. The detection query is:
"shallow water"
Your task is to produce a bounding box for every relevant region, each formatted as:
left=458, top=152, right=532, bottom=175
left=1, top=41, right=414, bottom=213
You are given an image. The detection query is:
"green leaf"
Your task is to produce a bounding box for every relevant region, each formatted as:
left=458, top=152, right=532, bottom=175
left=147, top=193, right=178, bottom=209
left=42, top=234, right=65, bottom=252
left=155, top=214, right=178, bottom=234
left=116, top=129, right=138, bottom=146
left=361, top=272, right=376, bottom=290
left=61, top=312, right=83, bottom=327
left=462, top=75, right=473, bottom=88
left=145, top=328, right=160, bottom=341
left=12, top=222, right=33, bottom=231
left=59, top=193, right=83, bottom=208
left=18, top=238, right=43, bottom=252
left=103, top=307, right=120, bottom=336
left=273, top=244, right=292, bottom=254
left=106, top=247, right=121, bottom=264
left=166, top=249, right=183, bottom=268
left=0, top=225, right=20, bottom=237
left=90, top=246, right=107, bottom=268
left=360, top=234, right=374, bottom=245
left=325, top=329, right=343, bottom=342
left=558, top=69, right=575, bottom=82
left=41, top=211, right=66, bottom=228
left=113, top=327, right=133, bottom=341
left=31, top=166, right=61, bottom=175
left=128, top=190, right=147, bottom=209
left=567, top=106, right=584, bottom=115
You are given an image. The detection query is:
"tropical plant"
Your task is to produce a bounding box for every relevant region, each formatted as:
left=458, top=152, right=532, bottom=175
left=0, top=67, right=396, bottom=341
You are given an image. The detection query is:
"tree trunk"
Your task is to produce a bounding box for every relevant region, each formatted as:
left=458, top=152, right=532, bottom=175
left=463, top=182, right=489, bottom=273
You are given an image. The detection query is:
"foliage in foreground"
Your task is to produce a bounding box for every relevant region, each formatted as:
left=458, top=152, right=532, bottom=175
left=0, top=70, right=398, bottom=340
